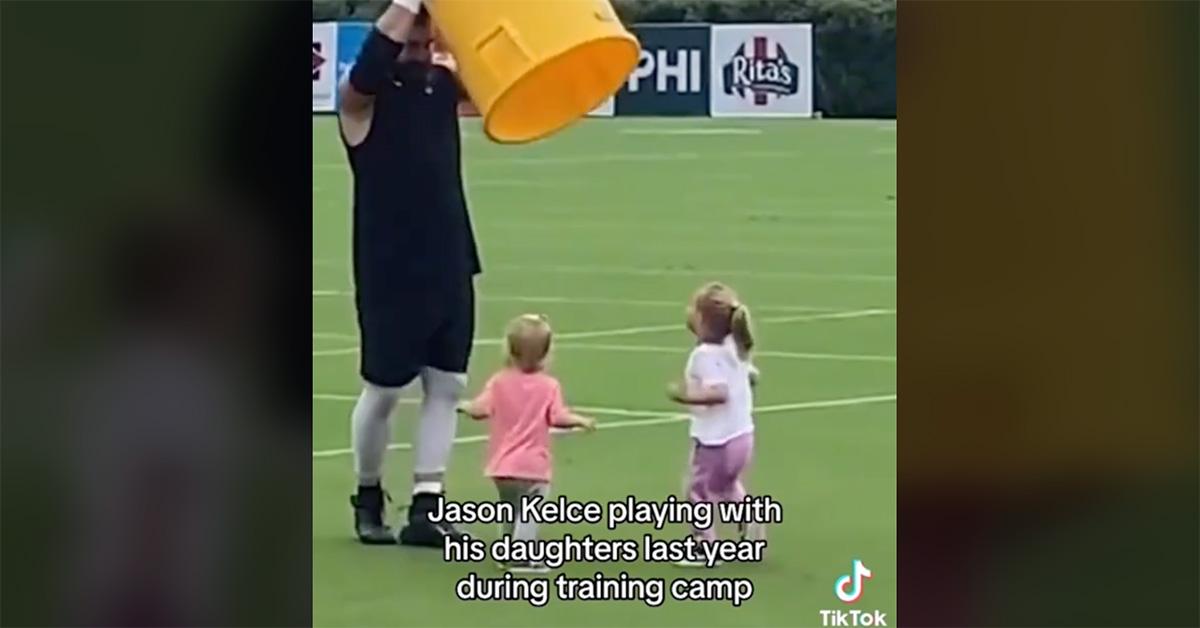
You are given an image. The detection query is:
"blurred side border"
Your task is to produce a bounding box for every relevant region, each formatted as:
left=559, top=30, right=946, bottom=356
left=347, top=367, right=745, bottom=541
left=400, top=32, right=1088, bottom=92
left=1, top=2, right=314, bottom=625
left=898, top=1, right=1199, bottom=626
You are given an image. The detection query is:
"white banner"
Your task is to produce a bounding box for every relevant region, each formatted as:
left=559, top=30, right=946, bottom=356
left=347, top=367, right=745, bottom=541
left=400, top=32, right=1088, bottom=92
left=312, top=22, right=338, bottom=112
left=710, top=24, right=813, bottom=118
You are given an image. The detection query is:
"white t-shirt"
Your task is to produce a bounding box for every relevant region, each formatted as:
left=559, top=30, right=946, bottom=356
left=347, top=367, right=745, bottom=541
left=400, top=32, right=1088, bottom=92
left=684, top=336, right=755, bottom=446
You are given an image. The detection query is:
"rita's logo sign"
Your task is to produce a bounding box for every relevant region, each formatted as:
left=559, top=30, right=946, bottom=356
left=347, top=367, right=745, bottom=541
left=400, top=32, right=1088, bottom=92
left=722, top=36, right=800, bottom=105
left=312, top=42, right=326, bottom=80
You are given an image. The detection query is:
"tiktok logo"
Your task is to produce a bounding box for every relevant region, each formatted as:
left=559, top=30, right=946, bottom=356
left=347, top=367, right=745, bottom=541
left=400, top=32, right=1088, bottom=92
left=834, top=559, right=873, bottom=604
left=821, top=560, right=885, bottom=626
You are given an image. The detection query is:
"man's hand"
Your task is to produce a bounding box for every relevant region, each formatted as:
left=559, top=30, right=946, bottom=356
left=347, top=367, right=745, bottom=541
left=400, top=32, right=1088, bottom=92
left=392, top=0, right=422, bottom=14
left=431, top=51, right=457, bottom=72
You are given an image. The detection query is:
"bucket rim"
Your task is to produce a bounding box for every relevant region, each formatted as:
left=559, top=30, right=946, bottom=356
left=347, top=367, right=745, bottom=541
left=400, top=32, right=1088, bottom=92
left=482, top=33, right=640, bottom=144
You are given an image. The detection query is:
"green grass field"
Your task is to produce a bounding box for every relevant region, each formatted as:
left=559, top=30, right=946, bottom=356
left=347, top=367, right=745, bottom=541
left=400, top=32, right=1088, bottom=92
left=313, top=115, right=895, bottom=627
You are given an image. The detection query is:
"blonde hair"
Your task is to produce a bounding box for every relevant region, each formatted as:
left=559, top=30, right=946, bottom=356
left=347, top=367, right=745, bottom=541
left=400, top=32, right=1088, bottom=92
left=504, top=314, right=553, bottom=373
left=690, top=282, right=755, bottom=359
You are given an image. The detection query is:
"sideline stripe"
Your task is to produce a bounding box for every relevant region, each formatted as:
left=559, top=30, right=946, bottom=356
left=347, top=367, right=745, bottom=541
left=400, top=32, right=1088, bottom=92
left=311, top=308, right=893, bottom=357
left=311, top=393, right=896, bottom=458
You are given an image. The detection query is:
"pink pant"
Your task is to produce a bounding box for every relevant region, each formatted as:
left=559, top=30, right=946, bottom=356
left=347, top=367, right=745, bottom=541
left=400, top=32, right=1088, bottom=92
left=687, top=432, right=754, bottom=541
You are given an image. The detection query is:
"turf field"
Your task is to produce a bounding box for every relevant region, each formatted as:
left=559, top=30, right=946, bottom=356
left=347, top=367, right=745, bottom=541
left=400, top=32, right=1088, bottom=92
left=313, top=115, right=895, bottom=627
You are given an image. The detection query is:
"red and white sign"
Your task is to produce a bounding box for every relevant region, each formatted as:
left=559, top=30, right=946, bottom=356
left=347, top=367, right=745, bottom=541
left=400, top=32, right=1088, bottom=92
left=312, top=22, right=338, bottom=112
left=710, top=24, right=813, bottom=118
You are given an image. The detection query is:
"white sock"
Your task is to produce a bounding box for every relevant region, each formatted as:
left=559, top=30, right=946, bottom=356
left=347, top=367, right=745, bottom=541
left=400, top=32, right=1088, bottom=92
left=352, top=382, right=402, bottom=486
left=513, top=519, right=540, bottom=542
left=412, top=367, right=465, bottom=492
left=513, top=484, right=548, bottom=542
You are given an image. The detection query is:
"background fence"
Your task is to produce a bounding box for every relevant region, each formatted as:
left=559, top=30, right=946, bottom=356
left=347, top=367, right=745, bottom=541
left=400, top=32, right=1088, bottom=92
left=312, top=0, right=895, bottom=118
left=313, top=22, right=817, bottom=118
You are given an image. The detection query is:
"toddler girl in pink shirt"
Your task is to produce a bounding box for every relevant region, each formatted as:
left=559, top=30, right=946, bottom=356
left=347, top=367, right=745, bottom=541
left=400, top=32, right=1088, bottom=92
left=459, top=314, right=594, bottom=572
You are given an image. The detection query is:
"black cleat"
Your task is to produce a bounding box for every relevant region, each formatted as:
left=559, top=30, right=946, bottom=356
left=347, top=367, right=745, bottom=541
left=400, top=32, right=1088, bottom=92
left=398, top=492, right=466, bottom=548
left=351, top=484, right=396, bottom=545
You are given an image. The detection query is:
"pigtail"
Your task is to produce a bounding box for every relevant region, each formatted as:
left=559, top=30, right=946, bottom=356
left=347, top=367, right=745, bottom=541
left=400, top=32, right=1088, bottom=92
left=730, top=304, right=755, bottom=360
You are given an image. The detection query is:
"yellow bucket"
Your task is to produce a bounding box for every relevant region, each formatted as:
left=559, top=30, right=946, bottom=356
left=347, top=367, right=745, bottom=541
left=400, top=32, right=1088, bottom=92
left=428, top=0, right=640, bottom=144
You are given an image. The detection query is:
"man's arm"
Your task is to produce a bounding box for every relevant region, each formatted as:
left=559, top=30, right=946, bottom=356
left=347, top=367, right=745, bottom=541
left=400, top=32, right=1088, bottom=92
left=337, top=0, right=422, bottom=116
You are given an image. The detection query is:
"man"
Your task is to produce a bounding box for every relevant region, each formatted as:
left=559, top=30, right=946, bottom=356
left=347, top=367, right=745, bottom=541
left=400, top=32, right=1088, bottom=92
left=336, top=0, right=480, bottom=546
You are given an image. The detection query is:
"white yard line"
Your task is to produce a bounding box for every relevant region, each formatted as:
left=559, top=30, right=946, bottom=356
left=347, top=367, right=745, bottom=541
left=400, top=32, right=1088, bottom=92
left=476, top=222, right=889, bottom=237
left=313, top=153, right=700, bottom=169
left=312, top=290, right=845, bottom=313
left=311, top=393, right=896, bottom=458
left=313, top=347, right=361, bottom=357
left=552, top=343, right=896, bottom=363
left=314, top=393, right=682, bottom=418
left=492, top=264, right=897, bottom=280
left=313, top=341, right=895, bottom=363
left=468, top=179, right=571, bottom=188
left=477, top=152, right=702, bottom=166
left=477, top=239, right=895, bottom=254
left=543, top=309, right=891, bottom=341
left=314, top=149, right=818, bottom=170
left=312, top=308, right=894, bottom=357
left=313, top=332, right=358, bottom=341
left=314, top=260, right=896, bottom=282
left=314, top=240, right=895, bottom=265
left=488, top=264, right=894, bottom=282
left=620, top=128, right=763, bottom=136
left=474, top=295, right=834, bottom=312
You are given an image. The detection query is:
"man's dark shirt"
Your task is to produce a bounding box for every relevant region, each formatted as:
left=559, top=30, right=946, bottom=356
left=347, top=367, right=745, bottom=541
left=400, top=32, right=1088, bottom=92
left=343, top=63, right=481, bottom=306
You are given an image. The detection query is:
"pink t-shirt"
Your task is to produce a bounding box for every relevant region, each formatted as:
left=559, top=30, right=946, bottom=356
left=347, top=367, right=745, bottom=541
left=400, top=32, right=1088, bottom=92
left=473, top=369, right=571, bottom=482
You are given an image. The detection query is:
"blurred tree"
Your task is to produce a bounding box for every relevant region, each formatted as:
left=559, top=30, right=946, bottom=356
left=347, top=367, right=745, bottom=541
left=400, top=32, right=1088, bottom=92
left=311, top=0, right=341, bottom=22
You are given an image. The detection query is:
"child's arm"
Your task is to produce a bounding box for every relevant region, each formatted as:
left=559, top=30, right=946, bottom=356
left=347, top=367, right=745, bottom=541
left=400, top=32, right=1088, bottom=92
left=548, top=381, right=596, bottom=431
left=554, top=412, right=597, bottom=432
left=457, top=375, right=495, bottom=420
left=668, top=350, right=730, bottom=406
left=456, top=399, right=489, bottom=420
left=667, top=382, right=729, bottom=406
